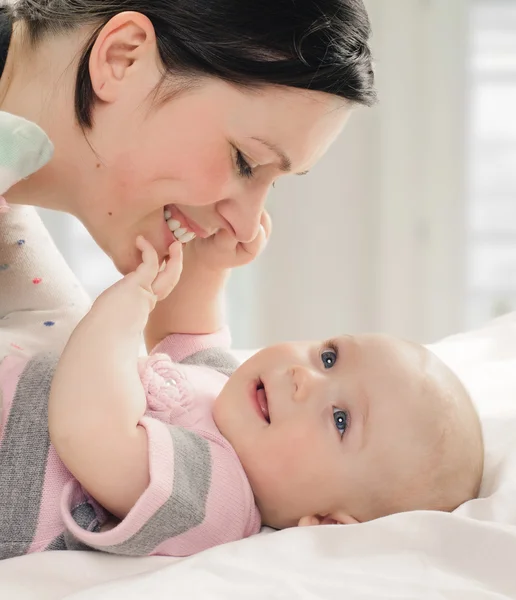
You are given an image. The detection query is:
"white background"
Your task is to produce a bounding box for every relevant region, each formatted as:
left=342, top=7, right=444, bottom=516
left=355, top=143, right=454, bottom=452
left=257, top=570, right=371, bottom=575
left=39, top=0, right=516, bottom=349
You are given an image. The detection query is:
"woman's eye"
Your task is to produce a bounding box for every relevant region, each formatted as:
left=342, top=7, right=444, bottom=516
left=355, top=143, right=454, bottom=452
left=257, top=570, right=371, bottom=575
left=321, top=350, right=337, bottom=369
left=235, top=149, right=254, bottom=179
left=333, top=408, right=349, bottom=437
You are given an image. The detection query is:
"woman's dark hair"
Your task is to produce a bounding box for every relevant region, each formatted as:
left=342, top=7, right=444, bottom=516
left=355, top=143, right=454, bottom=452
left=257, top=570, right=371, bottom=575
left=7, top=0, right=376, bottom=128
left=0, top=6, right=12, bottom=77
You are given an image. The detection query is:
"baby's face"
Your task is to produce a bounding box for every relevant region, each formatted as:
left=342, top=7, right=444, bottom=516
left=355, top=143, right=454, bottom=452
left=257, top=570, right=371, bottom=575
left=214, top=334, right=451, bottom=528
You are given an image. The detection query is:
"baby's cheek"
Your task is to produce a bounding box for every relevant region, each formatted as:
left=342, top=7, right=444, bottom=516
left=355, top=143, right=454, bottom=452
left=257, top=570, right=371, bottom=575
left=256, top=432, right=330, bottom=515
left=265, top=425, right=317, bottom=472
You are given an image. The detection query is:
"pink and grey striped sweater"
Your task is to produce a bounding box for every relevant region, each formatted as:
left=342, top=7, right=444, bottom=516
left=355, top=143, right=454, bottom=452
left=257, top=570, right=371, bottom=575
left=0, top=329, right=261, bottom=559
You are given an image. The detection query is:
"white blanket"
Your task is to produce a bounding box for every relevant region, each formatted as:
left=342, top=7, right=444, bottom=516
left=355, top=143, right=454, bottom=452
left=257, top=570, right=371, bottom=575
left=2, top=315, right=516, bottom=600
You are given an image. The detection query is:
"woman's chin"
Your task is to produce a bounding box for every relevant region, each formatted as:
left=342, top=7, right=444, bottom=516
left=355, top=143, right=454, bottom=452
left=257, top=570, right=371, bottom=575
left=102, top=218, right=170, bottom=275
left=108, top=243, right=140, bottom=276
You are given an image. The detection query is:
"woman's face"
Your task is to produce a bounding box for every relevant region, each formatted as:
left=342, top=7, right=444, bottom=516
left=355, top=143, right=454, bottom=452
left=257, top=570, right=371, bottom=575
left=79, top=81, right=351, bottom=274
left=4, top=15, right=352, bottom=274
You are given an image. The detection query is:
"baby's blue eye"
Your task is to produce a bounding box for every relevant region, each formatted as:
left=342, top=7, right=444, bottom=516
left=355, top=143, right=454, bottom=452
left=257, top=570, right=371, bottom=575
left=321, top=350, right=337, bottom=369
left=333, top=408, right=348, bottom=436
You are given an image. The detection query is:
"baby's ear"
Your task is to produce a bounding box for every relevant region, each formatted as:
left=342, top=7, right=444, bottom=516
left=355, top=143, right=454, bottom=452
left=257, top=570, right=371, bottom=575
left=298, top=512, right=359, bottom=527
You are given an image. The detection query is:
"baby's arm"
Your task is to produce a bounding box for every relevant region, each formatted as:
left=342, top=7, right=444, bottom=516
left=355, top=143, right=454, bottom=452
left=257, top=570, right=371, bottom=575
left=48, top=238, right=183, bottom=518
left=144, top=248, right=229, bottom=351
left=145, top=213, right=270, bottom=350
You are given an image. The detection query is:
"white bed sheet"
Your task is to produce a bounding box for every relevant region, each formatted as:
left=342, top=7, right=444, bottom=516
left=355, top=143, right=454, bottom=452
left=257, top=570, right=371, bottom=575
left=2, top=314, right=516, bottom=600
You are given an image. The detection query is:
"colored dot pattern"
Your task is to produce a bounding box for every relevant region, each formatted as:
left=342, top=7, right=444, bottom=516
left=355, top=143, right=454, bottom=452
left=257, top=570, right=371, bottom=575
left=0, top=227, right=59, bottom=339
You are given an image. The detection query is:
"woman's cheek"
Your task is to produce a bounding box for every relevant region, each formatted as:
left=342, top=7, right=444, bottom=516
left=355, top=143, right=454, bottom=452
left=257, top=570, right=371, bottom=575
left=188, top=159, right=233, bottom=206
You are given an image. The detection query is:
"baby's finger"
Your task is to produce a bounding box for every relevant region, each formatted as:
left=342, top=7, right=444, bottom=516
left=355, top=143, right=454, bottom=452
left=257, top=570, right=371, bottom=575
left=260, top=210, right=272, bottom=241
left=152, top=242, right=183, bottom=300
left=134, top=236, right=160, bottom=291
left=238, top=223, right=267, bottom=261
left=239, top=211, right=271, bottom=259
left=135, top=235, right=159, bottom=264
left=211, top=227, right=239, bottom=252
left=298, top=516, right=319, bottom=527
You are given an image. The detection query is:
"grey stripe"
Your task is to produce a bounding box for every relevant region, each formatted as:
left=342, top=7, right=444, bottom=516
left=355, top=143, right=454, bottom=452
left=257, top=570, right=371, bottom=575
left=180, top=347, right=240, bottom=378
left=46, top=502, right=100, bottom=552
left=64, top=502, right=100, bottom=551
left=95, top=427, right=211, bottom=556
left=62, top=533, right=97, bottom=552
left=70, top=501, right=98, bottom=530
left=46, top=533, right=67, bottom=552
left=0, top=354, right=57, bottom=559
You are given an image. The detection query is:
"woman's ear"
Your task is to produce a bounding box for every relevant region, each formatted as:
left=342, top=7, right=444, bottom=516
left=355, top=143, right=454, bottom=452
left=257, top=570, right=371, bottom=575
left=298, top=512, right=359, bottom=527
left=88, top=11, right=159, bottom=103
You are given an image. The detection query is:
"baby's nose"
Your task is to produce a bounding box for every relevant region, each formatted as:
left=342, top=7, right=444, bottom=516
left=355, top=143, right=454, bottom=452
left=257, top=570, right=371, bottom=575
left=291, top=366, right=317, bottom=403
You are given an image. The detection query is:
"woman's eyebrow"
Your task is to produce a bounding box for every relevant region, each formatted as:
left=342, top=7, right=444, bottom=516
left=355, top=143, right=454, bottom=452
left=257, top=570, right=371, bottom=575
left=249, top=137, right=292, bottom=172
left=249, top=137, right=311, bottom=175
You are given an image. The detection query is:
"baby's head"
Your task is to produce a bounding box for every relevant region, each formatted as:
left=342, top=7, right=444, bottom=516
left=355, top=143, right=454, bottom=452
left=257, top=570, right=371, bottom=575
left=213, top=334, right=483, bottom=528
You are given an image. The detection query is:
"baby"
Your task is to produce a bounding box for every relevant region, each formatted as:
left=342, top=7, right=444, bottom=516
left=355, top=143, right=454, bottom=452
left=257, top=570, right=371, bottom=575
left=0, top=231, right=484, bottom=559
left=0, top=113, right=483, bottom=559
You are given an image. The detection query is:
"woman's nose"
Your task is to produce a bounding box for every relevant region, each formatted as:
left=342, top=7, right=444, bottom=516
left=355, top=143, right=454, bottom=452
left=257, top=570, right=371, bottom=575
left=217, top=185, right=270, bottom=243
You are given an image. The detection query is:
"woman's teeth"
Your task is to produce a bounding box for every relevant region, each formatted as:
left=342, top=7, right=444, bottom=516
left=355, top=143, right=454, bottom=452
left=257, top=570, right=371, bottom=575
left=164, top=210, right=196, bottom=243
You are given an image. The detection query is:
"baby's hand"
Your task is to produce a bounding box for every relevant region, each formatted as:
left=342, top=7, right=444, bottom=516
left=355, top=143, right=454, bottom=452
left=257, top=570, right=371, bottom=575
left=130, top=236, right=183, bottom=303
left=91, top=237, right=183, bottom=331
left=187, top=211, right=271, bottom=271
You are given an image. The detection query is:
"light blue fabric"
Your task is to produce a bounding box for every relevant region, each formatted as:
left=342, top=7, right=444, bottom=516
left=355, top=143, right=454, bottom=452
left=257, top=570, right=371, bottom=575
left=0, top=111, right=53, bottom=195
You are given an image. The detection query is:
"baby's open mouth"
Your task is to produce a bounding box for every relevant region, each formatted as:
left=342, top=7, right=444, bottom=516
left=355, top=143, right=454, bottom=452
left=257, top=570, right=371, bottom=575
left=256, top=381, right=270, bottom=423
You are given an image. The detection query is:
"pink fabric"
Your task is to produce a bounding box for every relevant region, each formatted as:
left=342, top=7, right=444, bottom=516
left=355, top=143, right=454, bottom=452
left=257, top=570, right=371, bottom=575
left=150, top=329, right=232, bottom=363
left=60, top=416, right=176, bottom=547
left=0, top=330, right=261, bottom=558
